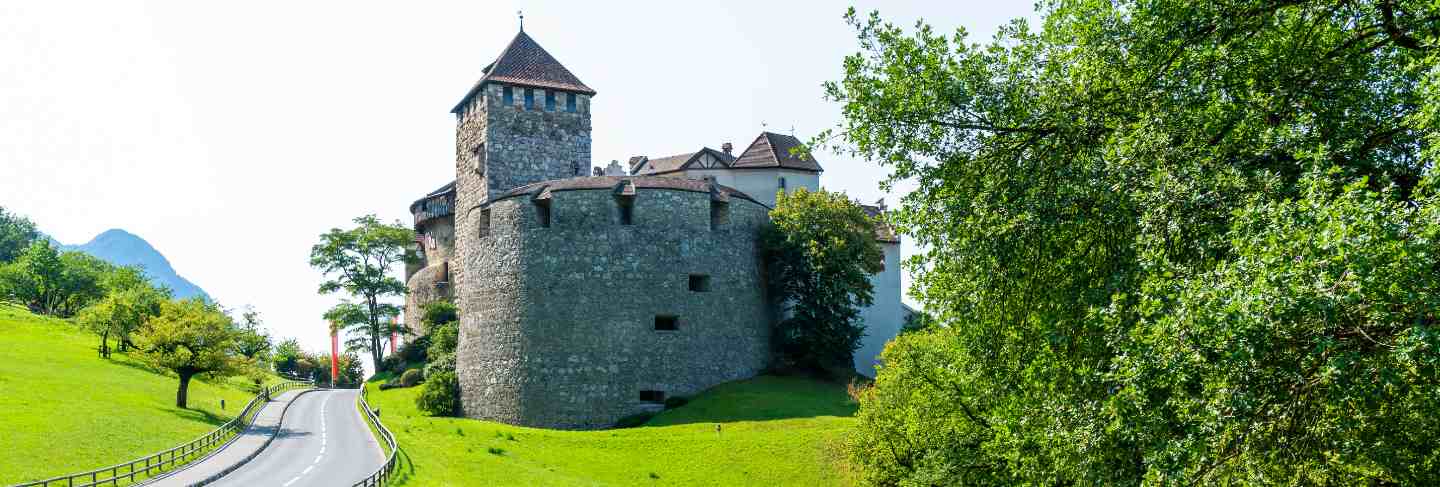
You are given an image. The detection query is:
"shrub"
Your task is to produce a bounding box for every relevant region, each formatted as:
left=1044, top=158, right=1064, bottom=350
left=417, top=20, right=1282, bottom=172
left=614, top=412, right=654, bottom=428
left=421, top=301, right=458, bottom=328
left=424, top=352, right=455, bottom=378
left=427, top=322, right=458, bottom=359
left=416, top=370, right=460, bottom=416
left=400, top=368, right=424, bottom=387
left=662, top=396, right=689, bottom=410
left=394, top=334, right=430, bottom=367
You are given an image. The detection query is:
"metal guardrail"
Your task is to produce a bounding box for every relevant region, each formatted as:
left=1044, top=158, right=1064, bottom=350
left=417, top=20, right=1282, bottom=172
left=10, top=380, right=313, bottom=487
left=351, top=387, right=400, bottom=487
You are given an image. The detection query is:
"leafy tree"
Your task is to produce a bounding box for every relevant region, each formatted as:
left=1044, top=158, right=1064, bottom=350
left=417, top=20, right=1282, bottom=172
left=231, top=306, right=272, bottom=362
left=75, top=285, right=167, bottom=358
left=0, top=241, right=107, bottom=316
left=310, top=214, right=414, bottom=369
left=133, top=298, right=241, bottom=408
left=273, top=337, right=304, bottom=377
left=829, top=1, right=1439, bottom=484
left=761, top=188, right=883, bottom=373
left=421, top=300, right=458, bottom=329
left=0, top=207, right=39, bottom=263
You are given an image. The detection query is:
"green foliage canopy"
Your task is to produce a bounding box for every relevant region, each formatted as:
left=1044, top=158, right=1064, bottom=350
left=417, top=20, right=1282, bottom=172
left=761, top=188, right=883, bottom=372
left=0, top=207, right=39, bottom=263
left=829, top=1, right=1440, bottom=484
left=133, top=298, right=241, bottom=408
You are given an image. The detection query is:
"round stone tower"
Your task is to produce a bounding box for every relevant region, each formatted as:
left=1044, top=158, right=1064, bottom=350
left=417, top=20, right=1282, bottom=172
left=457, top=177, right=773, bottom=428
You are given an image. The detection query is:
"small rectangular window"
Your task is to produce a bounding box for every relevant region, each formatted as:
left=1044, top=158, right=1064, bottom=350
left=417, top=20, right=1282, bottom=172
left=545, top=91, right=556, bottom=111
left=524, top=88, right=534, bottom=110
left=502, top=86, right=513, bottom=106
left=779, top=177, right=787, bottom=189
left=535, top=200, right=551, bottom=228
left=479, top=208, right=491, bottom=237
left=709, top=200, right=728, bottom=230
left=688, top=275, right=711, bottom=292
left=654, top=315, right=678, bottom=331
left=639, top=390, right=665, bottom=403
left=566, top=93, right=576, bottom=112
left=617, top=198, right=634, bottom=225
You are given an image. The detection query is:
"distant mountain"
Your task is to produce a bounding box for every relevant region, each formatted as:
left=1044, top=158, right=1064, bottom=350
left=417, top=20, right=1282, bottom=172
left=61, top=229, right=212, bottom=302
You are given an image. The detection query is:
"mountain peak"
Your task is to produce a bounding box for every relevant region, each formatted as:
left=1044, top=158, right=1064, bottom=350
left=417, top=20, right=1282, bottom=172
left=62, top=229, right=211, bottom=302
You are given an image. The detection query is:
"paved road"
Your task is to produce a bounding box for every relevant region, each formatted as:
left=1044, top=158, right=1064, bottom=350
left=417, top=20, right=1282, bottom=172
left=209, top=389, right=384, bottom=487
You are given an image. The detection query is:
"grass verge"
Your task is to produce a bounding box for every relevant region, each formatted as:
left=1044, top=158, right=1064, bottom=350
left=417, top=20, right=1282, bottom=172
left=364, top=373, right=857, bottom=486
left=0, top=304, right=277, bottom=484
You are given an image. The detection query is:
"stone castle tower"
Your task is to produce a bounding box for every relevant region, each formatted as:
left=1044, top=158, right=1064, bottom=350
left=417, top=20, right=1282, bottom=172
left=450, top=30, right=594, bottom=209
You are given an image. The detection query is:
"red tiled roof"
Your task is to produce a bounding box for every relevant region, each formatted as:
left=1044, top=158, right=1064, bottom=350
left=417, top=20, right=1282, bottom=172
left=730, top=132, right=823, bottom=172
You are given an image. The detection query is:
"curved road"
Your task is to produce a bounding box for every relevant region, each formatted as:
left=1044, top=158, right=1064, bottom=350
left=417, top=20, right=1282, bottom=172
left=210, top=389, right=384, bottom=487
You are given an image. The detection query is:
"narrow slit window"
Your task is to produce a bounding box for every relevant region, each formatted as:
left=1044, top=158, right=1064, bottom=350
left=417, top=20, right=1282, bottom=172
left=524, top=88, right=535, bottom=110
left=473, top=143, right=486, bottom=175
left=779, top=177, right=787, bottom=189
left=688, top=274, right=711, bottom=292
left=545, top=91, right=556, bottom=111
left=502, top=86, right=513, bottom=106
left=654, top=315, right=678, bottom=331
left=478, top=208, right=492, bottom=238
left=566, top=93, right=577, bottom=112
left=639, top=390, right=665, bottom=403
left=617, top=196, right=635, bottom=225
left=535, top=200, right=551, bottom=228
left=709, top=200, right=728, bottom=230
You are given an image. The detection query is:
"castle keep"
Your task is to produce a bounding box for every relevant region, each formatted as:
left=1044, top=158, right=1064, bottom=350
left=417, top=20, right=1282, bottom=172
left=406, top=30, right=905, bottom=429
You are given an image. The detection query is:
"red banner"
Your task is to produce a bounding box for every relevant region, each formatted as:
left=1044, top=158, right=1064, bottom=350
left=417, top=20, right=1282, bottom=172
left=330, top=325, right=339, bottom=386
left=390, top=315, right=399, bottom=355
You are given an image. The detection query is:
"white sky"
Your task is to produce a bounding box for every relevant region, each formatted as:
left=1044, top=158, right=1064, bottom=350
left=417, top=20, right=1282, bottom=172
left=0, top=1, right=1036, bottom=356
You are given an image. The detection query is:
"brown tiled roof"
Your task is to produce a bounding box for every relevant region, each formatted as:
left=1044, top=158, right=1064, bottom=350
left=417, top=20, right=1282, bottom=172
left=731, top=132, right=823, bottom=172
left=451, top=31, right=595, bottom=114
left=629, top=147, right=736, bottom=176
left=631, top=152, right=694, bottom=175
left=861, top=204, right=900, bottom=243
left=489, top=176, right=761, bottom=205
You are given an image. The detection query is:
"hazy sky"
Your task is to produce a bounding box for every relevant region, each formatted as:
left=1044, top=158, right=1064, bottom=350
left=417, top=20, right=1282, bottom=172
left=0, top=1, right=1036, bottom=356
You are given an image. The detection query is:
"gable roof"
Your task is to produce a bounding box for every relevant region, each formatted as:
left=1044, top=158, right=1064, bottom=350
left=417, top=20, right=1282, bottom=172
left=451, top=31, right=596, bottom=114
left=630, top=147, right=735, bottom=176
left=731, top=132, right=823, bottom=172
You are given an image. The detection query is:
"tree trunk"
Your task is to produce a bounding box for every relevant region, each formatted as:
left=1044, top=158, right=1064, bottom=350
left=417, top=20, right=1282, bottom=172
left=98, top=330, right=110, bottom=359
left=176, top=371, right=194, bottom=408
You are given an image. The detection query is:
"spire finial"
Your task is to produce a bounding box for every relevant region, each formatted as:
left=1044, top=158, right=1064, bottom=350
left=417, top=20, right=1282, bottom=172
left=518, top=10, right=524, bottom=32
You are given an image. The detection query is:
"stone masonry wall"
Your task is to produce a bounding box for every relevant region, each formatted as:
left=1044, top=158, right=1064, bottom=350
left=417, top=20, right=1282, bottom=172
left=456, top=184, right=772, bottom=428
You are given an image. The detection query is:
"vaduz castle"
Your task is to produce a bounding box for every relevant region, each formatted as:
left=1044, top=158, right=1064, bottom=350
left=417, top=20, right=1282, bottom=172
left=404, top=30, right=906, bottom=429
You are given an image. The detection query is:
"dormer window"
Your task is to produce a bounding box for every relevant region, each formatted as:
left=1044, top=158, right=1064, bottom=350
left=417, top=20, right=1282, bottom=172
left=502, top=86, right=513, bottom=106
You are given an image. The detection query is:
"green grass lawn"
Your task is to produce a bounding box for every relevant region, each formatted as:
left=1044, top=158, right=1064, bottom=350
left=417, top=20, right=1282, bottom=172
left=0, top=303, right=276, bottom=484
left=366, top=374, right=859, bottom=486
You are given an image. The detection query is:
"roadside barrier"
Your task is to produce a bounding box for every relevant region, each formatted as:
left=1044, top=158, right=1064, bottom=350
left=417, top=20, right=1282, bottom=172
left=351, top=386, right=400, bottom=487
left=9, top=380, right=313, bottom=487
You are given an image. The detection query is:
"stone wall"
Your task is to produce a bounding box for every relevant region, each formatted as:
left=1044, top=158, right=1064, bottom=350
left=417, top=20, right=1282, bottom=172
left=455, top=181, right=773, bottom=428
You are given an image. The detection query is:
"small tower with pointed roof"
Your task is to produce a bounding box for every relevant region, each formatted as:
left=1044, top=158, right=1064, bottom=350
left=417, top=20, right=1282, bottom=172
left=451, top=29, right=595, bottom=212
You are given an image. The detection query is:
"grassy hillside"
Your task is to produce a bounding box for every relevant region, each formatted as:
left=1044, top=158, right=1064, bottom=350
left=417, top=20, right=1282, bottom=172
left=0, top=304, right=269, bottom=484
left=367, top=374, right=858, bottom=486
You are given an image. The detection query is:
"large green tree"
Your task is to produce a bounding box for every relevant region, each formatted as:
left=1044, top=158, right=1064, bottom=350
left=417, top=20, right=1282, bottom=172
left=309, top=214, right=414, bottom=369
left=133, top=298, right=241, bottom=408
left=0, top=207, right=39, bottom=263
left=0, top=241, right=108, bottom=316
left=761, top=188, right=883, bottom=374
left=76, top=285, right=168, bottom=358
left=830, top=1, right=1439, bottom=484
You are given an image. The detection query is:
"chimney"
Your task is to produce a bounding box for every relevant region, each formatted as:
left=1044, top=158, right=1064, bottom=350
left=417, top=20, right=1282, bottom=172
left=721, top=142, right=733, bottom=155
